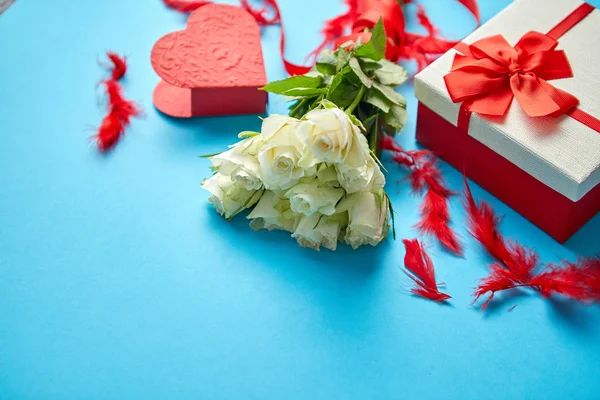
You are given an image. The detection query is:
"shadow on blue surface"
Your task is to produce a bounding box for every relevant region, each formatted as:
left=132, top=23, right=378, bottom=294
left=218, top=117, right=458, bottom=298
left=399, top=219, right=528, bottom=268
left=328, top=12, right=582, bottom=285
left=546, top=297, right=600, bottom=338
left=565, top=214, right=600, bottom=256
left=156, top=110, right=265, bottom=152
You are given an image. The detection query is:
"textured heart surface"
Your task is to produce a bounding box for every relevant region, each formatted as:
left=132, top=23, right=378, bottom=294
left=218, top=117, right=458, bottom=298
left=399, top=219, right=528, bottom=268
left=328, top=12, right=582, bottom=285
left=151, top=4, right=267, bottom=117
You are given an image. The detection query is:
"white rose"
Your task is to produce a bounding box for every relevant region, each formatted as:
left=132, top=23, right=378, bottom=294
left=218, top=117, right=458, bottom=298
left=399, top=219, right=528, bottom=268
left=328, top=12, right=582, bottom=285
left=258, top=115, right=312, bottom=190
left=314, top=214, right=345, bottom=251
left=291, top=213, right=323, bottom=251
left=316, top=164, right=339, bottom=186
left=340, top=191, right=389, bottom=249
left=285, top=179, right=344, bottom=216
left=210, top=135, right=263, bottom=191
left=336, top=155, right=385, bottom=194
left=247, top=190, right=300, bottom=233
left=297, top=108, right=363, bottom=164
left=291, top=213, right=345, bottom=251
left=202, top=173, right=262, bottom=219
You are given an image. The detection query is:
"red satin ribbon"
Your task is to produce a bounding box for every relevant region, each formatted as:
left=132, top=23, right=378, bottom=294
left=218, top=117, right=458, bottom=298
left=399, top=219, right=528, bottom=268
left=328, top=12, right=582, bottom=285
left=239, top=0, right=312, bottom=76
left=445, top=3, right=600, bottom=134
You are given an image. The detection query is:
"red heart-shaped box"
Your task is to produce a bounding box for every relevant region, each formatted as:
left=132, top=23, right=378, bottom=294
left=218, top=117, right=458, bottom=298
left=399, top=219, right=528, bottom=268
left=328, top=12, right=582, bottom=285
left=151, top=4, right=268, bottom=118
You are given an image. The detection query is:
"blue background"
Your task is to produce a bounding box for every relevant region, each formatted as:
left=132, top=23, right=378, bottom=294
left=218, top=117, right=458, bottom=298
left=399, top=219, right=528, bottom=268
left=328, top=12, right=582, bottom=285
left=1, top=0, right=599, bottom=398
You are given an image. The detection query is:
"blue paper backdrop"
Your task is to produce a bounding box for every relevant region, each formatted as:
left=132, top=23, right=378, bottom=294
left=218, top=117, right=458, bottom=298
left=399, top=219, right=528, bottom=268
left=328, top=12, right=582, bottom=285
left=0, top=0, right=599, bottom=399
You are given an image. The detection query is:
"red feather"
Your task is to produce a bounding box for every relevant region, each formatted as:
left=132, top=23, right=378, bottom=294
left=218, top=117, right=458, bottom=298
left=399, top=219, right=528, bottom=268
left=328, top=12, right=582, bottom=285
left=92, top=52, right=141, bottom=152
left=402, top=239, right=452, bottom=302
left=463, top=179, right=512, bottom=264
left=379, top=134, right=403, bottom=152
left=531, top=258, right=600, bottom=302
left=95, top=113, right=124, bottom=153
left=162, top=0, right=211, bottom=12
left=104, top=80, right=141, bottom=125
left=415, top=172, right=462, bottom=255
left=464, top=178, right=600, bottom=309
left=106, top=52, right=127, bottom=81
left=473, top=263, right=520, bottom=310
left=464, top=178, right=538, bottom=280
left=531, top=264, right=592, bottom=301
left=381, top=135, right=462, bottom=255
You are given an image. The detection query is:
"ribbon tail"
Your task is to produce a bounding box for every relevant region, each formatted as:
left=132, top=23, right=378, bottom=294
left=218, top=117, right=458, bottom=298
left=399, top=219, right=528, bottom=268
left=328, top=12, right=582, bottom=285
left=511, top=75, right=576, bottom=117
left=270, top=0, right=313, bottom=75
left=468, top=87, right=514, bottom=116
left=538, top=79, right=579, bottom=117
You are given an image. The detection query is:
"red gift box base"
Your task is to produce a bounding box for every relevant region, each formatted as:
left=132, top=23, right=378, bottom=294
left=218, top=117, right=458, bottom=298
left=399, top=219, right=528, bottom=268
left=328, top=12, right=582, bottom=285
left=416, top=102, right=600, bottom=243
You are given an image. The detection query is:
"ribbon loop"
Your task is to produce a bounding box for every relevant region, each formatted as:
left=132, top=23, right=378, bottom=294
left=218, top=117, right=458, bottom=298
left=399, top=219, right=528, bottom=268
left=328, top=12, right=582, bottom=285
left=444, top=30, right=578, bottom=119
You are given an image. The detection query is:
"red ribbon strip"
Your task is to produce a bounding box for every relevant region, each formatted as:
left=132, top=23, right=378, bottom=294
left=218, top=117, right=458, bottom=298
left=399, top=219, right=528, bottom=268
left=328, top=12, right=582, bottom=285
left=238, top=0, right=312, bottom=76
left=445, top=3, right=600, bottom=134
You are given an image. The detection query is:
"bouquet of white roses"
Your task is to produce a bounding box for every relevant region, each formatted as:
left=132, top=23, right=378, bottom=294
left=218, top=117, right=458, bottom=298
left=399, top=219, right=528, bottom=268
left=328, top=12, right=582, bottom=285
left=203, top=20, right=408, bottom=251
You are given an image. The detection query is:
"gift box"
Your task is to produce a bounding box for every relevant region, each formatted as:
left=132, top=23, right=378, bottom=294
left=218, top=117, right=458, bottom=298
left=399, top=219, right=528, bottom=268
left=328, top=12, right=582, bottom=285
left=415, top=0, right=600, bottom=243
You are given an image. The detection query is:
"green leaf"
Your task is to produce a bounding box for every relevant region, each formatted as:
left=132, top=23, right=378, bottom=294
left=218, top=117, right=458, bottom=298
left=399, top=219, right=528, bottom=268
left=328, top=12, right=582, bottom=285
left=364, top=88, right=392, bottom=113
left=328, top=65, right=351, bottom=95
left=348, top=113, right=366, bottom=132
left=261, top=75, right=323, bottom=94
left=327, top=66, right=361, bottom=108
left=283, top=87, right=328, bottom=97
left=316, top=49, right=337, bottom=75
left=354, top=19, right=387, bottom=61
left=385, top=192, right=396, bottom=240
left=373, top=82, right=406, bottom=107
left=359, top=59, right=383, bottom=72
left=374, top=59, right=408, bottom=86
left=349, top=57, right=372, bottom=88
left=381, top=121, right=397, bottom=137
left=335, top=46, right=352, bottom=72
left=328, top=81, right=360, bottom=109
left=200, top=152, right=222, bottom=159
left=383, top=103, right=408, bottom=132
left=238, top=131, right=260, bottom=139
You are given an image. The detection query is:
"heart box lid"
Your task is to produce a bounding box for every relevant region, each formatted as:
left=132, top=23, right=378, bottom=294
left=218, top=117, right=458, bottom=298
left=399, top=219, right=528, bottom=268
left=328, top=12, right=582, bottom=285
left=151, top=3, right=267, bottom=90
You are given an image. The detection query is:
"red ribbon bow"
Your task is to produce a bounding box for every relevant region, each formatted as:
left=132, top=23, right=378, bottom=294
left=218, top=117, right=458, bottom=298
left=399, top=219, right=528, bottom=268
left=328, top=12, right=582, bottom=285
left=444, top=31, right=579, bottom=118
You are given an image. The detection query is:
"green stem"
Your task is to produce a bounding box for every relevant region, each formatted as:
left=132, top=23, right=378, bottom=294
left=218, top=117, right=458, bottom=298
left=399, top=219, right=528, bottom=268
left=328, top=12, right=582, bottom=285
left=309, top=95, right=324, bottom=112
left=345, top=85, right=366, bottom=116
left=290, top=98, right=310, bottom=118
